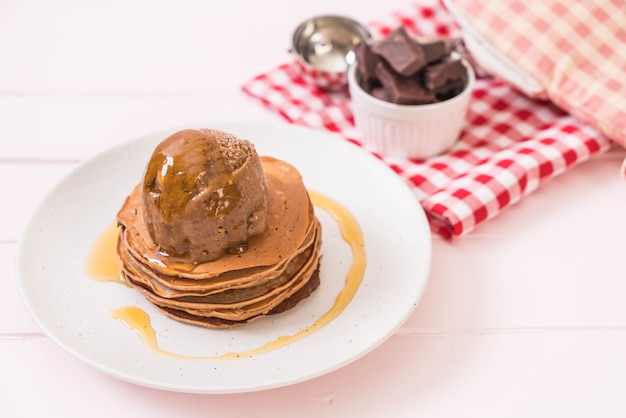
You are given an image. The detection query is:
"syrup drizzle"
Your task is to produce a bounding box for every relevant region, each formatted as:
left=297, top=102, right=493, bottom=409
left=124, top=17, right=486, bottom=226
left=88, top=190, right=365, bottom=360
left=85, top=222, right=129, bottom=287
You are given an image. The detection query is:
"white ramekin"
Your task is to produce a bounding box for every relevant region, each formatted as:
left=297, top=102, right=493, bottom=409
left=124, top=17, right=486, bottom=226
left=347, top=60, right=475, bottom=159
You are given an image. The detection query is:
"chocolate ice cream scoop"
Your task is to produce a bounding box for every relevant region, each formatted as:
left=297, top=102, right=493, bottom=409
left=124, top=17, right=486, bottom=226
left=141, top=129, right=268, bottom=264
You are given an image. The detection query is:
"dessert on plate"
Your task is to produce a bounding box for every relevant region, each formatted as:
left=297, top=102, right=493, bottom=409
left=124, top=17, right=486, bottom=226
left=116, top=128, right=322, bottom=328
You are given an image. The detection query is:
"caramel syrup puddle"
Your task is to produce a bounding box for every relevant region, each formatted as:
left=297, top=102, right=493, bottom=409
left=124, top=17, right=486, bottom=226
left=88, top=190, right=365, bottom=360
left=85, top=221, right=129, bottom=287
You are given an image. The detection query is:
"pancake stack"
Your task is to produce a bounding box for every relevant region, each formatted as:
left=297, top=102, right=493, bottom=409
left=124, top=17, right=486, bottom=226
left=116, top=129, right=322, bottom=328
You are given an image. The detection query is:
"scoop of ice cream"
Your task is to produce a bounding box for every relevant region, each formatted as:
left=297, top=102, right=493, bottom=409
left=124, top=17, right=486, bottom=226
left=141, top=128, right=268, bottom=263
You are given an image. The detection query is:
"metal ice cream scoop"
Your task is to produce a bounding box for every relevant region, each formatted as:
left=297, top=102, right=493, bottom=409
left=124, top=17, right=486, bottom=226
left=290, top=15, right=372, bottom=90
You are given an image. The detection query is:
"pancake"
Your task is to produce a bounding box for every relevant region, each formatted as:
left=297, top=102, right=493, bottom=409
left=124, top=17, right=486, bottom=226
left=115, top=130, right=323, bottom=329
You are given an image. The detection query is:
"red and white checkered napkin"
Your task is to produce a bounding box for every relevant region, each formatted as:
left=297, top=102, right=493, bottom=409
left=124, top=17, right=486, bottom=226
left=242, top=0, right=612, bottom=239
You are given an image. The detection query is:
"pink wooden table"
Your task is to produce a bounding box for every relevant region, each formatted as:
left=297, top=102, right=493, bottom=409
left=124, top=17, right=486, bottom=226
left=2, top=1, right=625, bottom=416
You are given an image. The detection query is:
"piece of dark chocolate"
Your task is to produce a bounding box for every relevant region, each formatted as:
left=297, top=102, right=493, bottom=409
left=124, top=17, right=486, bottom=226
left=353, top=42, right=381, bottom=85
left=371, top=27, right=426, bottom=77
left=421, top=39, right=447, bottom=64
left=375, top=62, right=435, bottom=105
left=434, top=78, right=466, bottom=101
left=423, top=59, right=466, bottom=91
left=370, top=86, right=389, bottom=101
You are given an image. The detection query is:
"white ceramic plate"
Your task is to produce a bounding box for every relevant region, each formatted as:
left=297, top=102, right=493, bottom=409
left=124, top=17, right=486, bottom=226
left=17, top=122, right=431, bottom=394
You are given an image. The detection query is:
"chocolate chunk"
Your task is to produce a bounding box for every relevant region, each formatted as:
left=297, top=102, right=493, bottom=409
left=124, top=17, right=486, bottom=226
left=434, top=78, right=466, bottom=101
left=353, top=42, right=381, bottom=85
left=423, top=59, right=466, bottom=91
left=371, top=27, right=426, bottom=76
left=375, top=62, right=435, bottom=105
left=421, top=39, right=447, bottom=64
left=370, top=86, right=389, bottom=101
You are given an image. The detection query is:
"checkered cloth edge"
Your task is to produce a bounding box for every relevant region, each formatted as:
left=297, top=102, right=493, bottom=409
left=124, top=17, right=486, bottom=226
left=242, top=0, right=612, bottom=239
